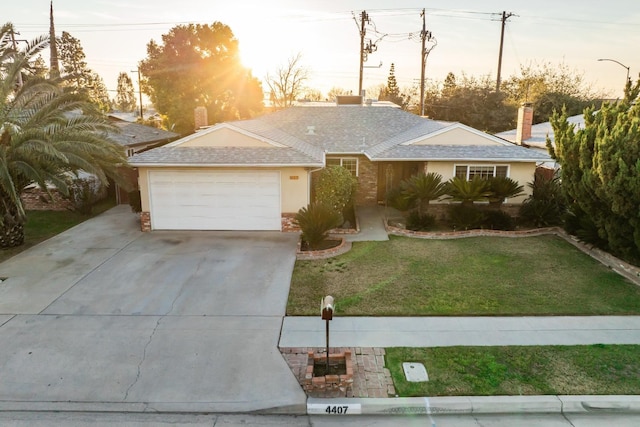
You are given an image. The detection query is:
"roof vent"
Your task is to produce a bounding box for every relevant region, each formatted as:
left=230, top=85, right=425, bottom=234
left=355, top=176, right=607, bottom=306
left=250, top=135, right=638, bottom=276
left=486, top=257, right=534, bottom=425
left=307, top=126, right=316, bottom=135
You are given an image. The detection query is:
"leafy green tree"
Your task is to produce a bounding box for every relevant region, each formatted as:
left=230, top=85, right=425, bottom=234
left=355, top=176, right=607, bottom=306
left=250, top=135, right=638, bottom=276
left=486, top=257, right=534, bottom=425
left=266, top=52, right=308, bottom=109
left=548, top=80, right=640, bottom=263
left=314, top=165, right=357, bottom=221
left=115, top=72, right=137, bottom=112
left=327, top=86, right=348, bottom=101
left=27, top=55, right=48, bottom=80
left=425, top=72, right=516, bottom=132
left=0, top=23, right=130, bottom=247
left=140, top=22, right=263, bottom=134
left=502, top=62, right=602, bottom=124
left=301, top=88, right=323, bottom=101
left=401, top=172, right=446, bottom=217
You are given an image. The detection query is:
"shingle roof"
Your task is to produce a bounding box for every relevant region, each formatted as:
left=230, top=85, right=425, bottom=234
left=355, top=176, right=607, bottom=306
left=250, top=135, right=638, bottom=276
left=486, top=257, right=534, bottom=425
left=373, top=144, right=552, bottom=161
left=495, top=113, right=585, bottom=148
left=229, top=119, right=324, bottom=160
left=243, top=106, right=431, bottom=153
left=109, top=121, right=179, bottom=147
left=131, top=104, right=551, bottom=166
left=129, top=146, right=323, bottom=167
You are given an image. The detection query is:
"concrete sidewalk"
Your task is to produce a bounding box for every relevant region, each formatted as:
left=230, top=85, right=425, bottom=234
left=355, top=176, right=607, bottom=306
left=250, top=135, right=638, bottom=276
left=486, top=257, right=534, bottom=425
left=279, top=316, right=640, bottom=347
left=283, top=316, right=640, bottom=417
left=343, top=206, right=388, bottom=242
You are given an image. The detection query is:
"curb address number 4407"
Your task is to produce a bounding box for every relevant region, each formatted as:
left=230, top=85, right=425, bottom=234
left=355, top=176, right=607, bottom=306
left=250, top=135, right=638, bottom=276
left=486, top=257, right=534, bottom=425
left=307, top=403, right=362, bottom=415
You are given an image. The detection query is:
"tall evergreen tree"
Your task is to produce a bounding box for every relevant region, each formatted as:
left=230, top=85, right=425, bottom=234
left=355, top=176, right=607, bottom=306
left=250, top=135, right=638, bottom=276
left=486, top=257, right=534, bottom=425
left=57, top=31, right=110, bottom=112
left=379, top=63, right=404, bottom=107
left=115, top=72, right=137, bottom=112
left=549, top=80, right=640, bottom=263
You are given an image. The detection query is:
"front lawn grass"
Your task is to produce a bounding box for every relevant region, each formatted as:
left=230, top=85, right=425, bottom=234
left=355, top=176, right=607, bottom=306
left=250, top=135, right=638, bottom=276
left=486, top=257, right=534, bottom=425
left=386, top=345, right=640, bottom=396
left=287, top=235, right=640, bottom=316
left=0, top=198, right=116, bottom=264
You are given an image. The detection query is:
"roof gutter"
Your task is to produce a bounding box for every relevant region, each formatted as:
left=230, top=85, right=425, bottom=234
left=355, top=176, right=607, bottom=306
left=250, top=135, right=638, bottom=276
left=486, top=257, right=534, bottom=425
left=128, top=162, right=324, bottom=168
left=368, top=158, right=550, bottom=163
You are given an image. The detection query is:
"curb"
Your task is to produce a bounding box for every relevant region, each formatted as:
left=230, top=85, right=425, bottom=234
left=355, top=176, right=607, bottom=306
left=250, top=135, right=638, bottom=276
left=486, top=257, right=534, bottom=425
left=306, top=395, right=640, bottom=416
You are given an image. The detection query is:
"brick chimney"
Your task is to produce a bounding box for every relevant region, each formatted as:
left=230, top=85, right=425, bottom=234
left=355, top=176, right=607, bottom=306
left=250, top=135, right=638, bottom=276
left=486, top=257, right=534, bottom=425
left=194, top=106, right=208, bottom=130
left=515, top=103, right=533, bottom=145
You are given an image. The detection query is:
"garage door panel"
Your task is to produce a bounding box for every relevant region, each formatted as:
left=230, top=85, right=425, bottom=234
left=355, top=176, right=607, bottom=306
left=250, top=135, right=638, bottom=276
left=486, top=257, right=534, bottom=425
left=149, top=171, right=281, bottom=230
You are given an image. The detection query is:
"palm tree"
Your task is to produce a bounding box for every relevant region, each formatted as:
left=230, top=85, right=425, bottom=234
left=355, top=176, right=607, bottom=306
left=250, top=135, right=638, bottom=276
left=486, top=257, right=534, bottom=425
left=444, top=176, right=491, bottom=206
left=401, top=172, right=446, bottom=217
left=0, top=23, right=130, bottom=247
left=487, top=176, right=524, bottom=209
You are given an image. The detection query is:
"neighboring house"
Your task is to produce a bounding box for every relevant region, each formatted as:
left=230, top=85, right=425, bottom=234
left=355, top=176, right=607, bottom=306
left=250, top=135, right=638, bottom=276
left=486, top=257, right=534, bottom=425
left=129, top=97, right=550, bottom=232
left=108, top=117, right=179, bottom=204
left=495, top=104, right=585, bottom=170
left=108, top=116, right=180, bottom=157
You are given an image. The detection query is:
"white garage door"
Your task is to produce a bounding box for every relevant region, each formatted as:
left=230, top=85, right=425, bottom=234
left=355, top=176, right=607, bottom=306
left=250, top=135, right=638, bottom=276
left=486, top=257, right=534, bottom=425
left=149, top=170, right=281, bottom=230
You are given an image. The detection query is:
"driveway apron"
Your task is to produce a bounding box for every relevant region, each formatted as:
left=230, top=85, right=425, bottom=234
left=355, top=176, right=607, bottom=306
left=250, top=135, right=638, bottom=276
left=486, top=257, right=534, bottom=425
left=0, top=206, right=305, bottom=413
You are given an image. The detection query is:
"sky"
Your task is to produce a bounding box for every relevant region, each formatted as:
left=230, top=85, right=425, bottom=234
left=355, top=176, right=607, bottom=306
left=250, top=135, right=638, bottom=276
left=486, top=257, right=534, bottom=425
left=5, top=0, right=640, bottom=103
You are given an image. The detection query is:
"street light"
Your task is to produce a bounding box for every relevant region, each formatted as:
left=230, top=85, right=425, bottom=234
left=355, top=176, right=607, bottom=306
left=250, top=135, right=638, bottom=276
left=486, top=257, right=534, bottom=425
left=597, top=58, right=630, bottom=89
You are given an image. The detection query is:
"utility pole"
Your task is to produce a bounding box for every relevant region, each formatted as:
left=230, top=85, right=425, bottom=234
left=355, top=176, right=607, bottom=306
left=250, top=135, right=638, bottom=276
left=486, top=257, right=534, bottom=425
left=419, top=9, right=436, bottom=117
left=131, top=67, right=144, bottom=120
left=357, top=11, right=369, bottom=96
left=495, top=11, right=514, bottom=92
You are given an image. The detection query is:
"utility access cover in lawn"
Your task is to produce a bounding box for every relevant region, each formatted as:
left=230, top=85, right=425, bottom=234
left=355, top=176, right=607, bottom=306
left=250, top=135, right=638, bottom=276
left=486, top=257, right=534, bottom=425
left=402, top=362, right=429, bottom=382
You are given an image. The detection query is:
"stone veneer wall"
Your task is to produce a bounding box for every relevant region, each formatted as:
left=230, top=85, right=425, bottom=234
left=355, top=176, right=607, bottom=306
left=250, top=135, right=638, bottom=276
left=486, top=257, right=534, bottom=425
left=140, top=212, right=151, bottom=232
left=355, top=155, right=378, bottom=206
left=281, top=213, right=297, bottom=232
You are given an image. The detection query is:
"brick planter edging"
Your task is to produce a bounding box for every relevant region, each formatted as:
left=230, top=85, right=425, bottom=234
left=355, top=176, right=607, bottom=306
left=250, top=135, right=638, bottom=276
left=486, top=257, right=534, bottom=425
left=296, top=237, right=352, bottom=260
left=386, top=225, right=563, bottom=240
left=387, top=225, right=640, bottom=287
left=303, top=350, right=354, bottom=395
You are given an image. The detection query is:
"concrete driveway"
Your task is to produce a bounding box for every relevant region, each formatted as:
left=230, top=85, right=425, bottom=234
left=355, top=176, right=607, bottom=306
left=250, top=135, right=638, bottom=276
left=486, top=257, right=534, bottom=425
left=0, top=206, right=305, bottom=413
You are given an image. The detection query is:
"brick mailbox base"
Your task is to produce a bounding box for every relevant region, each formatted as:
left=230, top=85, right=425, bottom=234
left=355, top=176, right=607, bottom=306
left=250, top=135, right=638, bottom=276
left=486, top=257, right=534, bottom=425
left=303, top=350, right=353, bottom=396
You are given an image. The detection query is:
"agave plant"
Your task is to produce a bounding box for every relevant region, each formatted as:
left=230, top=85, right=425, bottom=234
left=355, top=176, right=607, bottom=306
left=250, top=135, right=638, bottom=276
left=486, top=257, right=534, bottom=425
left=294, top=203, right=342, bottom=250
left=444, top=176, right=491, bottom=206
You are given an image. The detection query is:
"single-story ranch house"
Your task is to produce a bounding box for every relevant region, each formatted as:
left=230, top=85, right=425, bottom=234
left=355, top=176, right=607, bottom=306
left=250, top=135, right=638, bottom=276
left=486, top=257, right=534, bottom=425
left=129, top=97, right=550, bottom=231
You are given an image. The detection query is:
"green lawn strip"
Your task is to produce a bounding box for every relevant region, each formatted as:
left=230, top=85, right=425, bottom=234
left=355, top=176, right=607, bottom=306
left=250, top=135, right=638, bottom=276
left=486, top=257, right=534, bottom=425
left=287, top=235, right=640, bottom=316
left=386, top=345, right=640, bottom=396
left=0, top=199, right=116, bottom=264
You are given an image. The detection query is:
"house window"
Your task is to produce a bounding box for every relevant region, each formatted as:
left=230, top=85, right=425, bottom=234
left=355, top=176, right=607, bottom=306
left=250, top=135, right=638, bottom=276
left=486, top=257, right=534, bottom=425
left=327, top=157, right=358, bottom=176
left=455, top=165, right=508, bottom=180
